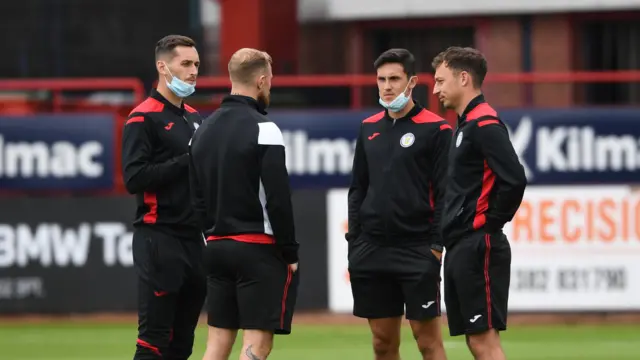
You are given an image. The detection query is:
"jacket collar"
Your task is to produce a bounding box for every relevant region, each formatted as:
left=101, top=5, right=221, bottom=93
left=457, top=94, right=485, bottom=126
left=383, top=100, right=423, bottom=122
left=151, top=88, right=185, bottom=116
left=221, top=95, right=268, bottom=115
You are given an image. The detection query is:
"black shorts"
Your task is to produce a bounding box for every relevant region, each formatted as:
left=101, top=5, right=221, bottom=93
left=347, top=237, right=442, bottom=320
left=204, top=239, right=299, bottom=335
left=444, top=231, right=511, bottom=336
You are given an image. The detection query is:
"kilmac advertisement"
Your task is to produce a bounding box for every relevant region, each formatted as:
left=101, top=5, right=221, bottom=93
left=269, top=107, right=640, bottom=189
left=3, top=108, right=639, bottom=191
left=0, top=114, right=115, bottom=190
left=327, top=185, right=640, bottom=312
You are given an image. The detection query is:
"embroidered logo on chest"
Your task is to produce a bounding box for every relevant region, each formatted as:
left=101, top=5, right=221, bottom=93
left=400, top=133, right=415, bottom=148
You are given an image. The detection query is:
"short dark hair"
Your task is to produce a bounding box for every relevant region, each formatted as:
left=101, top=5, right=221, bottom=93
left=155, top=35, right=196, bottom=60
left=374, top=48, right=416, bottom=77
left=431, top=46, right=487, bottom=88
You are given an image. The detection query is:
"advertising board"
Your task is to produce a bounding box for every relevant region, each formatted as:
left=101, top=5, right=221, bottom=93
left=0, top=114, right=115, bottom=190
left=270, top=108, right=640, bottom=189
left=0, top=196, right=136, bottom=313
left=327, top=186, right=640, bottom=312
left=4, top=108, right=637, bottom=191
left=270, top=110, right=366, bottom=189
left=0, top=191, right=328, bottom=314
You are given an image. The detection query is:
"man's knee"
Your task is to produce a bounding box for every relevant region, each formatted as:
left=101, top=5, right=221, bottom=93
left=466, top=329, right=501, bottom=356
left=203, top=327, right=237, bottom=360
left=415, top=335, right=444, bottom=357
left=410, top=319, right=444, bottom=357
left=372, top=335, right=401, bottom=356
left=242, top=329, right=274, bottom=359
left=369, top=318, right=402, bottom=356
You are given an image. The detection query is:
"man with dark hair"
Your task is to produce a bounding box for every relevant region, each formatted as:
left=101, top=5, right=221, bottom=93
left=347, top=48, right=452, bottom=360
left=121, top=34, right=206, bottom=360
left=432, top=46, right=527, bottom=360
left=190, top=48, right=299, bottom=360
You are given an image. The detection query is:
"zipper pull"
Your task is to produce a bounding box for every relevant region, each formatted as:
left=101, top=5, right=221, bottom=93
left=183, top=116, right=195, bottom=132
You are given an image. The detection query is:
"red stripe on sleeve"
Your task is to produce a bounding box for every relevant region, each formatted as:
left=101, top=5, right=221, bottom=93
left=126, top=116, right=145, bottom=125
left=143, top=192, right=158, bottom=224
left=472, top=161, right=496, bottom=229
left=478, top=119, right=499, bottom=127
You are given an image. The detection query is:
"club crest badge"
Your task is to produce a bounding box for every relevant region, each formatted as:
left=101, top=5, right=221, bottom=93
left=400, top=133, right=415, bottom=148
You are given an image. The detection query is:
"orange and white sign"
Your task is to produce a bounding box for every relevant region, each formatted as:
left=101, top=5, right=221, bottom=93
left=328, top=186, right=640, bottom=312
left=503, top=185, right=640, bottom=310
left=327, top=189, right=352, bottom=312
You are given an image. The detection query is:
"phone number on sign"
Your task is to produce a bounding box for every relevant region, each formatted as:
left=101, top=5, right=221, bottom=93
left=513, top=267, right=626, bottom=292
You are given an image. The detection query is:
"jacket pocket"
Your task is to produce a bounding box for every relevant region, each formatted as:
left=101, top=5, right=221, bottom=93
left=359, top=191, right=384, bottom=233
left=147, top=236, right=160, bottom=270
left=442, top=195, right=466, bottom=230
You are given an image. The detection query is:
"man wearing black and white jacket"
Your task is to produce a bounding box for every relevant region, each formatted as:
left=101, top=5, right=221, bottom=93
left=188, top=48, right=299, bottom=360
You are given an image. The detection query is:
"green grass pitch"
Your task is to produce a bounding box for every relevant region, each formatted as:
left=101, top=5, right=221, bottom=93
left=1, top=321, right=638, bottom=359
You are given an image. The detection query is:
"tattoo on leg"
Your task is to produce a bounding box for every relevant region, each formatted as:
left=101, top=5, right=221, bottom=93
left=245, top=345, right=262, bottom=360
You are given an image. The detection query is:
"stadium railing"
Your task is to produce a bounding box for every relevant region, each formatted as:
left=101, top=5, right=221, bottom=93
left=2, top=71, right=639, bottom=113
left=195, top=70, right=640, bottom=109
left=0, top=77, right=146, bottom=113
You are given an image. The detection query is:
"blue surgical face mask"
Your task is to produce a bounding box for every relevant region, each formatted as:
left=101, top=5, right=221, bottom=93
left=379, top=79, right=414, bottom=112
left=164, top=63, right=196, bottom=98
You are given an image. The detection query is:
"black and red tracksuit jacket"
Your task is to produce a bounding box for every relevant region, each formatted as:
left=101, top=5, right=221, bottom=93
left=441, top=95, right=527, bottom=248
left=121, top=89, right=203, bottom=240
left=347, top=103, right=453, bottom=247
left=188, top=95, right=299, bottom=264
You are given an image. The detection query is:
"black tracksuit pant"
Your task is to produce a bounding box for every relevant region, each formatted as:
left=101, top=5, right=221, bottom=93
left=132, top=226, right=206, bottom=359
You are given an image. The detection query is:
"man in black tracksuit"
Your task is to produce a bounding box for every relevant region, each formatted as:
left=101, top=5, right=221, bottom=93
left=432, top=47, right=527, bottom=360
left=347, top=49, right=451, bottom=360
left=189, top=48, right=299, bottom=360
left=121, top=35, right=206, bottom=360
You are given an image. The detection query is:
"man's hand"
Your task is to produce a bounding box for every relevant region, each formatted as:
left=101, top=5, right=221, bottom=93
left=289, top=263, right=298, bottom=273
left=431, top=249, right=442, bottom=262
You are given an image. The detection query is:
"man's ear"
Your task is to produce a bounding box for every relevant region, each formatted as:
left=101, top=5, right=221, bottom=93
left=157, top=61, right=166, bottom=75
left=410, top=75, right=418, bottom=89
left=459, top=71, right=471, bottom=87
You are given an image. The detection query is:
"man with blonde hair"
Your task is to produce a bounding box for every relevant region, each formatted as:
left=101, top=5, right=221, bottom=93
left=189, top=48, right=299, bottom=360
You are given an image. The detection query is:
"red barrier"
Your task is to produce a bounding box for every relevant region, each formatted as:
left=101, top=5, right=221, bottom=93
left=0, top=78, right=146, bottom=113
left=2, top=71, right=639, bottom=112
left=196, top=70, right=640, bottom=112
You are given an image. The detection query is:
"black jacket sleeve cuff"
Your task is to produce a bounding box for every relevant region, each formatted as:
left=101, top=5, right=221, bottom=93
left=484, top=214, right=504, bottom=233
left=281, top=248, right=299, bottom=264
left=277, top=244, right=299, bottom=264
left=345, top=232, right=359, bottom=242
